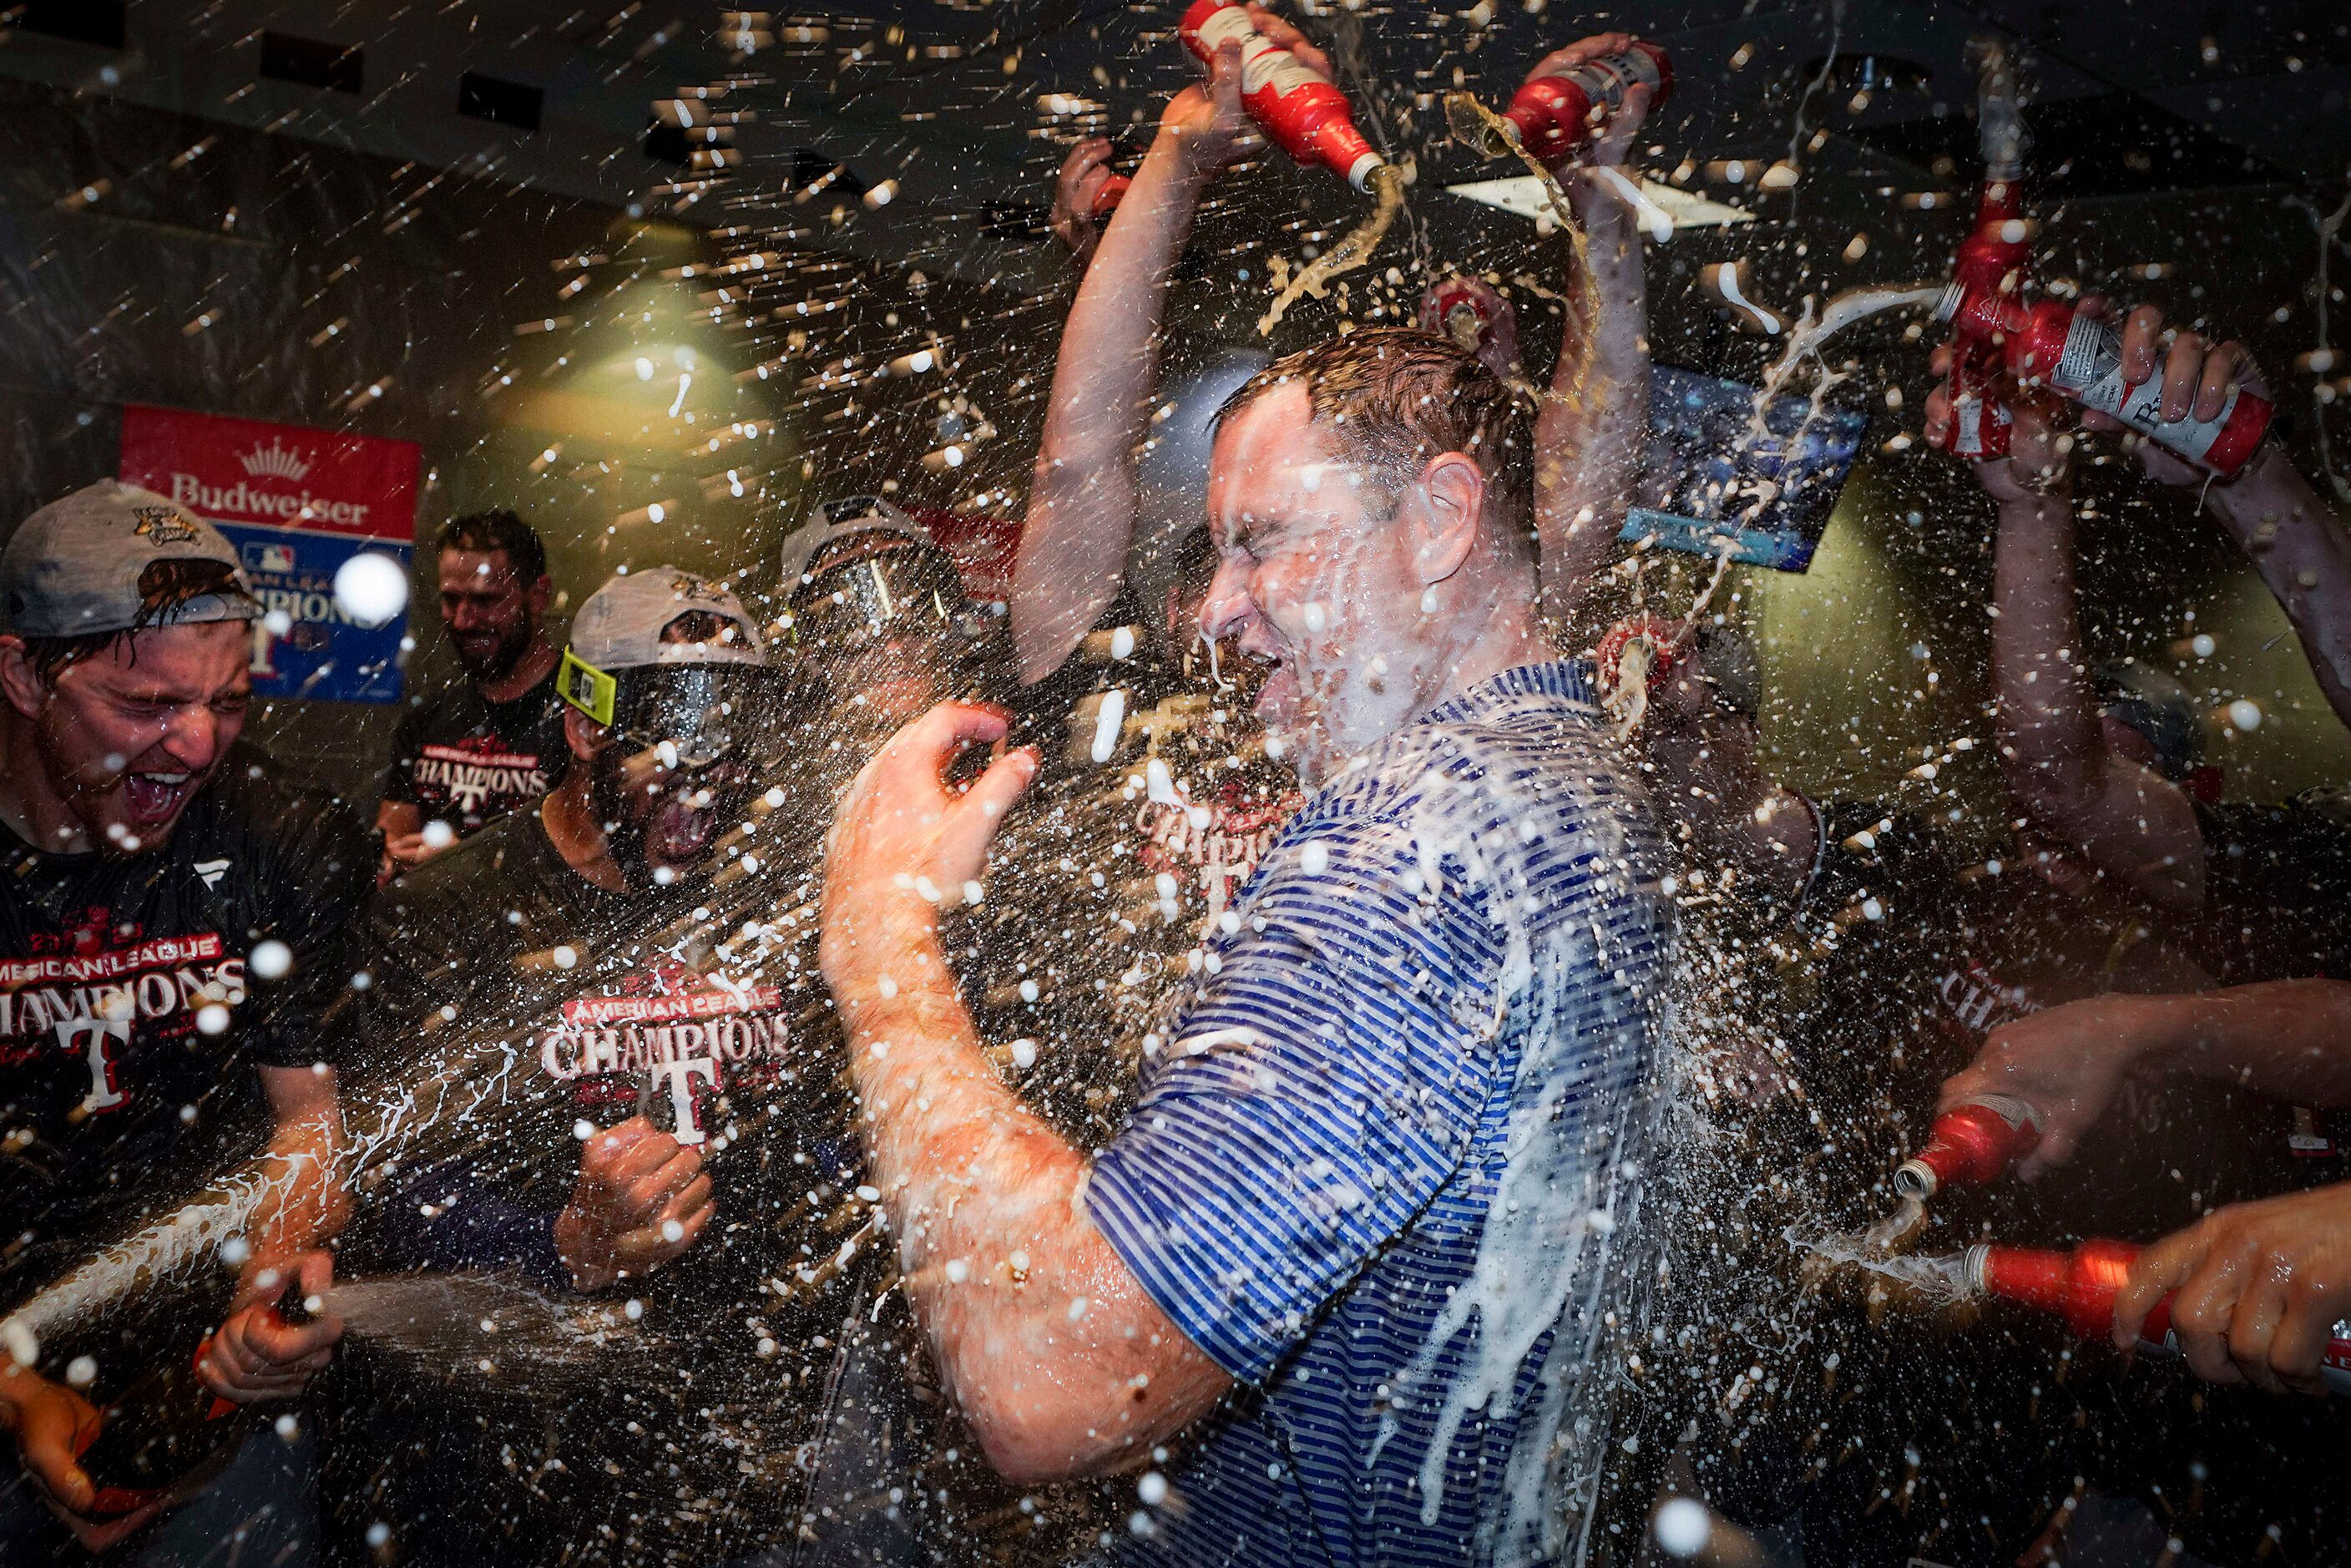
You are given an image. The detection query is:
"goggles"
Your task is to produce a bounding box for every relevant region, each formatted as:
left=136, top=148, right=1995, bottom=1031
left=781, top=541, right=982, bottom=660
left=559, top=653, right=780, bottom=771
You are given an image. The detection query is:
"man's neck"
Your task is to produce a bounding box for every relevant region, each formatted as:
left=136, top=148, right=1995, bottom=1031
left=540, top=777, right=623, bottom=892
left=477, top=636, right=558, bottom=706
left=1419, top=588, right=1553, bottom=719
left=0, top=714, right=91, bottom=855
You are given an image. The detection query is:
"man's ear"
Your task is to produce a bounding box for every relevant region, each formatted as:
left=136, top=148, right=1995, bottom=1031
left=0, top=637, right=49, bottom=722
left=563, top=706, right=609, bottom=764
left=528, top=574, right=555, bottom=619
left=1411, top=452, right=1487, bottom=587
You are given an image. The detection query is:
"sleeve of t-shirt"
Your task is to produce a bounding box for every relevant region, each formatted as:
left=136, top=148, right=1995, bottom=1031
left=1084, top=811, right=1505, bottom=1383
left=380, top=696, right=429, bottom=805
left=242, top=787, right=378, bottom=1074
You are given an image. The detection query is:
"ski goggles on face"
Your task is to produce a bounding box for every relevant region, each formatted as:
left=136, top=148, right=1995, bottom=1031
left=559, top=655, right=780, bottom=771
left=781, top=542, right=982, bottom=659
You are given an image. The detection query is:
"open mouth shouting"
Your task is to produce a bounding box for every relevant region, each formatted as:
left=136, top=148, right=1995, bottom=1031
left=647, top=784, right=722, bottom=866
left=122, top=769, right=199, bottom=828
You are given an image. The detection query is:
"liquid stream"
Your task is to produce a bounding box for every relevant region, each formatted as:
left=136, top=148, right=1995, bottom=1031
left=1259, top=162, right=1405, bottom=336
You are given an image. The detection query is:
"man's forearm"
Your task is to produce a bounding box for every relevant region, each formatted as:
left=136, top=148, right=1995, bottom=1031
left=2154, top=979, right=2351, bottom=1108
left=1014, top=140, right=1211, bottom=681
left=2207, top=443, right=2351, bottom=727
left=1990, top=489, right=2203, bottom=907
left=1535, top=191, right=1647, bottom=638
left=830, top=896, right=1204, bottom=1479
left=252, top=1068, right=350, bottom=1272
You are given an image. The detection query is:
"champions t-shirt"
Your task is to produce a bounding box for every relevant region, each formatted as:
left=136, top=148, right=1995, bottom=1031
left=0, top=748, right=372, bottom=1285
left=380, top=665, right=569, bottom=838
left=324, top=809, right=930, bottom=1565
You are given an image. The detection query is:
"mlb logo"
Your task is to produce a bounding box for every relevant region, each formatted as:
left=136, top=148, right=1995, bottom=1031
left=246, top=542, right=297, bottom=574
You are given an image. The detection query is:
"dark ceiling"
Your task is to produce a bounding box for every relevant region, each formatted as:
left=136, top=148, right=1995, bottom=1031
left=0, top=0, right=2340, bottom=283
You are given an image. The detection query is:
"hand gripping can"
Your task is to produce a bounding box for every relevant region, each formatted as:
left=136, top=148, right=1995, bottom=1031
left=1936, top=283, right=2273, bottom=475
left=1482, top=41, right=1672, bottom=168
left=1967, top=1240, right=2351, bottom=1394
left=1179, top=0, right=1385, bottom=191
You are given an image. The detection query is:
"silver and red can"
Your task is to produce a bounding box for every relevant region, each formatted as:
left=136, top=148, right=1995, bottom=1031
left=1178, top=0, right=1385, bottom=191
left=1936, top=284, right=2273, bottom=476
left=1484, top=42, right=1672, bottom=168
left=1967, top=1240, right=2351, bottom=1394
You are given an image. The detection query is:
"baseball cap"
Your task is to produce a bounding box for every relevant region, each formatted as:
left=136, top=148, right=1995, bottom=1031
left=559, top=567, right=765, bottom=731
left=777, top=494, right=931, bottom=594
left=2, top=480, right=259, bottom=638
left=2096, top=660, right=2202, bottom=780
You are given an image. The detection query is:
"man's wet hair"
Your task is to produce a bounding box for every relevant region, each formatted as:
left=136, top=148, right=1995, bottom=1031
left=1213, top=327, right=1534, bottom=544
left=20, top=559, right=254, bottom=683
left=437, top=508, right=549, bottom=586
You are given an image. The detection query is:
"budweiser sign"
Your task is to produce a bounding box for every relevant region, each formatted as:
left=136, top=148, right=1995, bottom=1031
left=119, top=406, right=419, bottom=543
left=119, top=405, right=419, bottom=703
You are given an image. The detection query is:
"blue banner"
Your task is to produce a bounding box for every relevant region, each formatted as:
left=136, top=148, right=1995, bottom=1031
left=219, top=522, right=412, bottom=705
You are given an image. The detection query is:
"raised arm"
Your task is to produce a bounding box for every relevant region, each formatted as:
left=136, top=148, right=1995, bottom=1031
left=819, top=706, right=1231, bottom=1482
left=1529, top=35, right=1655, bottom=638
left=1936, top=387, right=2206, bottom=908
left=195, top=1063, right=351, bottom=1405
left=2092, top=301, right=2351, bottom=730
left=1010, top=26, right=1267, bottom=682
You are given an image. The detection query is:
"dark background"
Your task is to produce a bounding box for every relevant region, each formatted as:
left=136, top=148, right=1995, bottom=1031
left=0, top=0, right=2344, bottom=812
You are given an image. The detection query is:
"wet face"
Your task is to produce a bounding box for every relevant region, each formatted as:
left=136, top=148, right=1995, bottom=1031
left=8, top=620, right=252, bottom=855
left=1199, top=385, right=1443, bottom=787
left=439, top=548, right=544, bottom=682
left=586, top=731, right=748, bottom=890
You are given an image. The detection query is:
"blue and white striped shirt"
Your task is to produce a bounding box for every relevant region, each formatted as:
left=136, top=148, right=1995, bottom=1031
left=1088, top=661, right=1671, bottom=1568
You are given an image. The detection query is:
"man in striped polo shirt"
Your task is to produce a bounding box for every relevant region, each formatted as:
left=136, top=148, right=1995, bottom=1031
left=821, top=329, right=1670, bottom=1565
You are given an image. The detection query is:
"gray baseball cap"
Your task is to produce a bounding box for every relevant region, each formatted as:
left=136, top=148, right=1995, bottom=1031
left=777, top=494, right=930, bottom=595
left=566, top=567, right=765, bottom=675
left=3, top=480, right=259, bottom=638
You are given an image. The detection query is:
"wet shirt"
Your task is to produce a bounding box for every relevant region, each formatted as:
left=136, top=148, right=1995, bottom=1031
left=0, top=751, right=371, bottom=1274
left=329, top=811, right=857, bottom=1565
left=1086, top=662, right=1671, bottom=1568
left=380, top=665, right=569, bottom=839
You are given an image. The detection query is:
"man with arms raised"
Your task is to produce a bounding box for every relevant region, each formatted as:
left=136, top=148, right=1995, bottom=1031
left=0, top=483, right=367, bottom=1560
left=822, top=331, right=1669, bottom=1565
left=377, top=509, right=564, bottom=879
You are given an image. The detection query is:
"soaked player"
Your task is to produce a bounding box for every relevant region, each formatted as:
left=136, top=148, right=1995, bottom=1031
left=821, top=327, right=1671, bottom=1565
left=0, top=483, right=369, bottom=1563
left=321, top=568, right=832, bottom=1567
left=377, top=510, right=565, bottom=880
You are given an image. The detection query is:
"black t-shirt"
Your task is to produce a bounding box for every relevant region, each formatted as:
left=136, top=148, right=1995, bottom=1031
left=325, top=809, right=872, bottom=1565
left=380, top=665, right=569, bottom=838
left=977, top=615, right=1302, bottom=1149
left=0, top=749, right=371, bottom=1281
left=2189, top=799, right=2351, bottom=985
